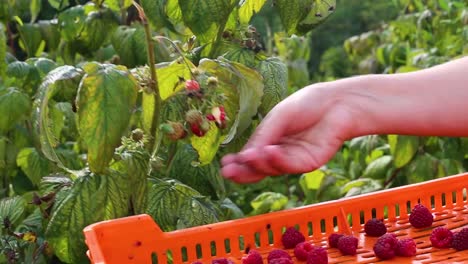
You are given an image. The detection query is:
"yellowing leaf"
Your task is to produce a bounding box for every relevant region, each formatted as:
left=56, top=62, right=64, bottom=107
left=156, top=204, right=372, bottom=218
left=156, top=61, right=194, bottom=100
left=238, top=0, right=268, bottom=24
left=77, top=63, right=138, bottom=173
left=301, top=170, right=325, bottom=190
left=191, top=122, right=226, bottom=165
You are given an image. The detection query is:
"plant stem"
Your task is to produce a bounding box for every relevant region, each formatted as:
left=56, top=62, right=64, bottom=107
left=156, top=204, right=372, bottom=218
left=133, top=1, right=161, bottom=152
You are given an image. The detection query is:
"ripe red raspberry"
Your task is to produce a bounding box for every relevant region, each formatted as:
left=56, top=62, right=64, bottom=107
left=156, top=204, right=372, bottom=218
left=185, top=79, right=200, bottom=91
left=373, top=233, right=398, bottom=260
left=294, top=242, right=313, bottom=261
left=396, top=238, right=417, bottom=257
left=268, top=258, right=293, bottom=264
left=241, top=250, right=263, bottom=264
left=190, top=123, right=205, bottom=137
left=328, top=233, right=344, bottom=248
left=364, top=218, right=387, bottom=237
left=212, top=258, right=234, bottom=264
left=430, top=227, right=453, bottom=248
left=267, top=249, right=291, bottom=262
left=281, top=227, right=305, bottom=249
left=337, top=235, right=358, bottom=255
left=206, top=114, right=215, bottom=121
left=409, top=204, right=434, bottom=228
left=452, top=227, right=468, bottom=251
left=306, top=246, right=328, bottom=264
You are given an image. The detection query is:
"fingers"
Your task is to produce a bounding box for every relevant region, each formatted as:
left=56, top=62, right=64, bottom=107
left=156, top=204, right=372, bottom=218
left=220, top=162, right=267, bottom=183
left=221, top=147, right=279, bottom=184
left=221, top=145, right=318, bottom=184
left=221, top=139, right=344, bottom=183
left=242, top=103, right=292, bottom=150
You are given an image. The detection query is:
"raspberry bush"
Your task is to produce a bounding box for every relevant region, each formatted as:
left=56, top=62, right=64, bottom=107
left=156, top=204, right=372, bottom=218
left=0, top=0, right=336, bottom=263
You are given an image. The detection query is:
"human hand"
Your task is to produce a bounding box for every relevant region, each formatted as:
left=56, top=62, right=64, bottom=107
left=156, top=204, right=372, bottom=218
left=221, top=82, right=360, bottom=183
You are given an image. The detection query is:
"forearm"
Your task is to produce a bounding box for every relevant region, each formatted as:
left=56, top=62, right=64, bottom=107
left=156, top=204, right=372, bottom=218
left=339, top=56, right=468, bottom=138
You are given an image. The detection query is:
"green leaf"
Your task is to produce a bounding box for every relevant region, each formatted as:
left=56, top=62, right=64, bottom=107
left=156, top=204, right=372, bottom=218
left=191, top=122, right=225, bottom=165
left=177, top=195, right=218, bottom=229
left=11, top=170, right=35, bottom=195
left=18, top=23, right=45, bottom=57
left=112, top=146, right=150, bottom=214
left=16, top=148, right=51, bottom=186
left=198, top=59, right=264, bottom=143
left=6, top=61, right=32, bottom=79
left=28, top=57, right=58, bottom=78
left=219, top=198, right=244, bottom=219
left=274, top=0, right=336, bottom=35
left=178, top=0, right=237, bottom=43
left=438, top=159, right=463, bottom=178
left=365, top=149, right=384, bottom=164
left=406, top=154, right=437, bottom=184
left=76, top=63, right=138, bottom=173
left=223, top=47, right=258, bottom=68
left=30, top=0, right=41, bottom=22
left=48, top=0, right=69, bottom=10
left=296, top=0, right=337, bottom=35
left=250, top=192, right=288, bottom=215
left=112, top=25, right=172, bottom=68
left=438, top=0, right=450, bottom=12
left=388, top=135, right=419, bottom=168
left=45, top=171, right=128, bottom=263
left=104, top=0, right=132, bottom=11
left=77, top=9, right=119, bottom=53
left=0, top=196, right=26, bottom=227
left=362, top=155, right=393, bottom=179
left=341, top=178, right=383, bottom=197
left=40, top=175, right=73, bottom=194
left=300, top=170, right=325, bottom=191
left=274, top=0, right=312, bottom=35
left=140, top=0, right=181, bottom=31
left=38, top=20, right=61, bottom=52
left=441, top=137, right=464, bottom=160
left=17, top=208, right=43, bottom=233
left=55, top=102, right=77, bottom=140
left=238, top=0, right=267, bottom=25
left=35, top=66, right=83, bottom=170
left=146, top=179, right=219, bottom=231
left=167, top=144, right=225, bottom=199
left=58, top=6, right=86, bottom=41
left=257, top=57, right=288, bottom=115
left=0, top=87, right=31, bottom=134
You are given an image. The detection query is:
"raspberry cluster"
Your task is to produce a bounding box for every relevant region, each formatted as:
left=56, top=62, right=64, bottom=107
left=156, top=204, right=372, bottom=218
left=209, top=205, right=468, bottom=264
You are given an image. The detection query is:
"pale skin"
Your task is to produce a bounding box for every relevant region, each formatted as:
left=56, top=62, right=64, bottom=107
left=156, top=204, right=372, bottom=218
left=221, top=56, right=468, bottom=183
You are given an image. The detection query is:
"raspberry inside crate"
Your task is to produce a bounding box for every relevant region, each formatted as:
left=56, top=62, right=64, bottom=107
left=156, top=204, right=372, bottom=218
left=84, top=172, right=468, bottom=263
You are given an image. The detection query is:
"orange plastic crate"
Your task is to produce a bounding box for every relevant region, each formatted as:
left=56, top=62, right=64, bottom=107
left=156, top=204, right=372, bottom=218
left=83, top=172, right=468, bottom=263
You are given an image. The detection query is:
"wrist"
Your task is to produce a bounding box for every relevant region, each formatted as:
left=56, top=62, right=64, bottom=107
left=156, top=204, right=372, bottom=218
left=325, top=74, right=384, bottom=139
